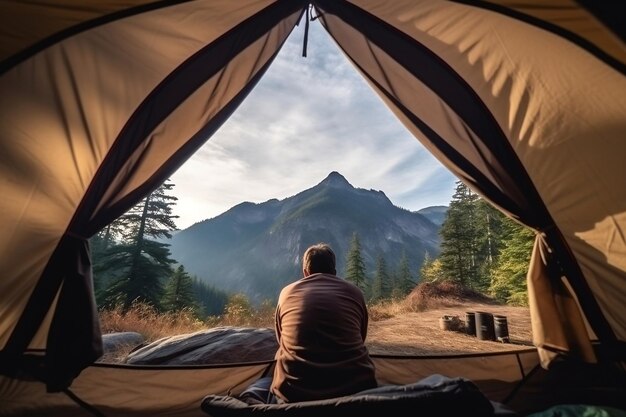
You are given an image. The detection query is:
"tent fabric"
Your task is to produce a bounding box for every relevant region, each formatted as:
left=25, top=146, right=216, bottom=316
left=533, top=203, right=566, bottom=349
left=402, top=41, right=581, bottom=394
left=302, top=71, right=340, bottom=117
left=0, top=0, right=625, bottom=410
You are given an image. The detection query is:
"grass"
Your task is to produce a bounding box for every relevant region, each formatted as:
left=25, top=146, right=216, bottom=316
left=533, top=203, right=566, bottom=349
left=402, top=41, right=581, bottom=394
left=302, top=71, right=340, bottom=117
left=99, top=303, right=208, bottom=340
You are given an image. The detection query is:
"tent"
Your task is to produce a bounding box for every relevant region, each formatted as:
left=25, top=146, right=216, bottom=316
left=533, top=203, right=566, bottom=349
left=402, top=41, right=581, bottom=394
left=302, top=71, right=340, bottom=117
left=1, top=0, right=624, bottom=415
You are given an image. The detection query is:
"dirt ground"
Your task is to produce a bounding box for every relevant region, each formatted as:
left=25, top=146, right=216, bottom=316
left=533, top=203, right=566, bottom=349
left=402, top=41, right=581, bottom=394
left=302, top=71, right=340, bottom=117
left=366, top=301, right=533, bottom=356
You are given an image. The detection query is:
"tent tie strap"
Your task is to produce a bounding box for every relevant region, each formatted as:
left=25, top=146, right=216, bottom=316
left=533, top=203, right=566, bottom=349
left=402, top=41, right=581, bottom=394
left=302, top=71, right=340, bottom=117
left=534, top=224, right=557, bottom=266
left=301, top=4, right=323, bottom=58
left=302, top=4, right=311, bottom=57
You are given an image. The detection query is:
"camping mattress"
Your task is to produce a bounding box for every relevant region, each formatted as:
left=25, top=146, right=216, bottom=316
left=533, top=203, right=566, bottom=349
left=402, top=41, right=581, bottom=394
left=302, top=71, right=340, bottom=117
left=201, top=374, right=519, bottom=416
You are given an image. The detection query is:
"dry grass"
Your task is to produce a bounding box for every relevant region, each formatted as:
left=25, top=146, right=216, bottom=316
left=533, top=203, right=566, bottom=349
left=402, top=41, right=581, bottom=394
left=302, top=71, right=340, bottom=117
left=209, top=296, right=275, bottom=328
left=99, top=302, right=207, bottom=341
left=98, top=303, right=211, bottom=363
left=368, top=281, right=501, bottom=320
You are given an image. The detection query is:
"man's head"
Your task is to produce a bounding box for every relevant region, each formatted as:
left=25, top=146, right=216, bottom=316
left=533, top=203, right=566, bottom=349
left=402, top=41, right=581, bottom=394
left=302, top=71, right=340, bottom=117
left=302, top=243, right=336, bottom=276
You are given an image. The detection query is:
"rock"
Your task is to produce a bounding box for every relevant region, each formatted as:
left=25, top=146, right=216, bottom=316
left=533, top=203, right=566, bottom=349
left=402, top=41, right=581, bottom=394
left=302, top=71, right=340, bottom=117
left=439, top=315, right=463, bottom=332
left=102, top=332, right=145, bottom=353
left=124, top=326, right=277, bottom=365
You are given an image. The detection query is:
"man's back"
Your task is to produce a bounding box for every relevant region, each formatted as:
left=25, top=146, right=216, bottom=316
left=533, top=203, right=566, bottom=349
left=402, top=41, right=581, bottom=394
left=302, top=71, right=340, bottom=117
left=271, top=273, right=377, bottom=402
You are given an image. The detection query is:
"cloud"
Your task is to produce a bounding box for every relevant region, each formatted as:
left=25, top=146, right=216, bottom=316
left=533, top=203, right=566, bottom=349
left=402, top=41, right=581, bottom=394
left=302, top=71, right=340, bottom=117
left=170, top=21, right=456, bottom=229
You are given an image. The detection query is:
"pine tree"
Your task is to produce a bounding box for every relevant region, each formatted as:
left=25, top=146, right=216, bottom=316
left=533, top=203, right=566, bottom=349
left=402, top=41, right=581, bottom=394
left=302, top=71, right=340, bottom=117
left=99, top=179, right=179, bottom=310
left=489, top=219, right=535, bottom=305
left=91, top=222, right=123, bottom=257
left=474, top=200, right=507, bottom=291
left=439, top=181, right=481, bottom=287
left=91, top=220, right=126, bottom=300
left=395, top=250, right=414, bottom=297
left=345, top=232, right=367, bottom=292
left=371, top=254, right=391, bottom=301
left=162, top=265, right=198, bottom=313
left=192, top=277, right=229, bottom=317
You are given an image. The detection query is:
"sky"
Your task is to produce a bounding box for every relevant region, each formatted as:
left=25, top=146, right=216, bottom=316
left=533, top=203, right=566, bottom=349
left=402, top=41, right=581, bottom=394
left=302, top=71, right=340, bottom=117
left=170, top=20, right=457, bottom=230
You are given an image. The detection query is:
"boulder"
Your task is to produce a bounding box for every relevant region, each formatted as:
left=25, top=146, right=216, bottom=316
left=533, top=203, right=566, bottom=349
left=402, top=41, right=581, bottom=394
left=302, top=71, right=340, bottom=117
left=124, top=326, right=277, bottom=365
left=102, top=331, right=145, bottom=354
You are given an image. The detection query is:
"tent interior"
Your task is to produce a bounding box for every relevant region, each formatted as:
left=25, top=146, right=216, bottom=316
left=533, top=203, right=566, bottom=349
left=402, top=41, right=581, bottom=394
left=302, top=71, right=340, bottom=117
left=1, top=0, right=625, bottom=416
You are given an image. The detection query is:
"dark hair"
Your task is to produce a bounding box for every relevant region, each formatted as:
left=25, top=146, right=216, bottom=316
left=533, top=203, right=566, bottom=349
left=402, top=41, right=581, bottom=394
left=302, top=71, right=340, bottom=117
left=303, top=243, right=336, bottom=275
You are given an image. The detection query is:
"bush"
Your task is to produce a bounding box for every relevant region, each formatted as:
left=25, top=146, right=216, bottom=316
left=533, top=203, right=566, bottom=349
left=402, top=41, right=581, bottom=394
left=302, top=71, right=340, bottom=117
left=405, top=281, right=496, bottom=311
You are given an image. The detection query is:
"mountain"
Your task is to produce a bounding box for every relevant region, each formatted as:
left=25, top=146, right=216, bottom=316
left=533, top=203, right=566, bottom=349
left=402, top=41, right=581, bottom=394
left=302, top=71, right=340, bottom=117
left=167, top=172, right=442, bottom=303
left=416, top=206, right=448, bottom=226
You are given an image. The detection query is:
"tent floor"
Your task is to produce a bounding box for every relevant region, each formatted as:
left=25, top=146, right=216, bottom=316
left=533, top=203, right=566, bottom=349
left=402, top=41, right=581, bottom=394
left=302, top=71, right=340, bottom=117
left=506, top=359, right=626, bottom=414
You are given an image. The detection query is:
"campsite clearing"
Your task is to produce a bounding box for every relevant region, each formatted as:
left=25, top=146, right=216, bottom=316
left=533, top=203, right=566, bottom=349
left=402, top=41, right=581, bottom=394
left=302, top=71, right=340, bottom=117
left=367, top=302, right=532, bottom=356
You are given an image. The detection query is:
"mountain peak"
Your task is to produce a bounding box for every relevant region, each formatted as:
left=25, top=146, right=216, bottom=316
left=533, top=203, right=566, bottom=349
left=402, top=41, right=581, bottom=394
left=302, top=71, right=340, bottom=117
left=319, top=171, right=353, bottom=188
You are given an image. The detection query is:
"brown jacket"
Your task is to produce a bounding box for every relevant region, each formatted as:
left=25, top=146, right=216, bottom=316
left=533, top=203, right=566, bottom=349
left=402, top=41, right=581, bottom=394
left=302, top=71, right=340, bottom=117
left=271, top=273, right=377, bottom=402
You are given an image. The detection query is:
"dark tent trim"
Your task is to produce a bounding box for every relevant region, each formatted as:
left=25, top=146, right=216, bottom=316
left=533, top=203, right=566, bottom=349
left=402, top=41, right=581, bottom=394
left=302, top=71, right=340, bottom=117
left=371, top=348, right=536, bottom=361
left=62, top=386, right=106, bottom=417
left=0, top=0, right=198, bottom=76
left=451, top=0, right=626, bottom=75
left=315, top=0, right=620, bottom=357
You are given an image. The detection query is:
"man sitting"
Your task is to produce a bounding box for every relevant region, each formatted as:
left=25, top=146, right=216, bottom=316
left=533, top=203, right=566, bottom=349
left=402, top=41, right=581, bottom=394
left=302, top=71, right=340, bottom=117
left=240, top=243, right=377, bottom=404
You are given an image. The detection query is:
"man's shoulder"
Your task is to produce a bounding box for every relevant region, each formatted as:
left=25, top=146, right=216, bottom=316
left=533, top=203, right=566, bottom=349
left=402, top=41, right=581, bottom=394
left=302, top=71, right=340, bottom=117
left=320, top=274, right=366, bottom=297
left=340, top=279, right=367, bottom=297
left=288, top=274, right=362, bottom=293
left=280, top=279, right=300, bottom=294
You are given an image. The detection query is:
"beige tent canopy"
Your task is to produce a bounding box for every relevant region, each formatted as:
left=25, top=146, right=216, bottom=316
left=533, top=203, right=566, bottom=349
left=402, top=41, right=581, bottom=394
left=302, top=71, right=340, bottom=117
left=1, top=0, right=624, bottom=416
